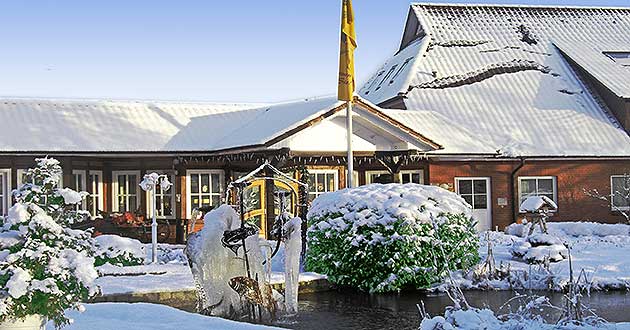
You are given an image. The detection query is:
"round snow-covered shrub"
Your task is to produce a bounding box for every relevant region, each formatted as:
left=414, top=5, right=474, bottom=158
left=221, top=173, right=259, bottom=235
left=94, top=235, right=146, bottom=267
left=305, top=184, right=479, bottom=292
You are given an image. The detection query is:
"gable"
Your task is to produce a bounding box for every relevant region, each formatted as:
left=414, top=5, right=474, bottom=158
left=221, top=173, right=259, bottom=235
left=361, top=3, right=630, bottom=157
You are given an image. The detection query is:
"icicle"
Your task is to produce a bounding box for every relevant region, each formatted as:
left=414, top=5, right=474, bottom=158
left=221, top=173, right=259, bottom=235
left=283, top=217, right=302, bottom=315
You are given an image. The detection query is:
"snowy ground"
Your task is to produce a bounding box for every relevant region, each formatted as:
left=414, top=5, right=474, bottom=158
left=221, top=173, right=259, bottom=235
left=451, top=222, right=630, bottom=291
left=95, top=242, right=326, bottom=296
left=45, top=303, right=280, bottom=330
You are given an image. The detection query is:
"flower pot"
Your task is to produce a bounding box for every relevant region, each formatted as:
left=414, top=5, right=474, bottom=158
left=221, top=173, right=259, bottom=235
left=0, top=315, right=45, bottom=330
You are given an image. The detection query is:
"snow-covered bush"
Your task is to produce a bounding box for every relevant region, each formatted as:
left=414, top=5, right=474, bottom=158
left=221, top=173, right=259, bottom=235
left=94, top=235, right=145, bottom=267
left=0, top=158, right=98, bottom=327
left=305, top=184, right=479, bottom=293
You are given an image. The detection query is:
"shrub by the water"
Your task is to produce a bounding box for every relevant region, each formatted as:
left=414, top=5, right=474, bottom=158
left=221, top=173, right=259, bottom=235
left=305, top=184, right=479, bottom=293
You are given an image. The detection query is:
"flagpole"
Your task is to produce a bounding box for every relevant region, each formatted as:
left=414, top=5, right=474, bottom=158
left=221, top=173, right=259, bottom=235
left=346, top=100, right=354, bottom=188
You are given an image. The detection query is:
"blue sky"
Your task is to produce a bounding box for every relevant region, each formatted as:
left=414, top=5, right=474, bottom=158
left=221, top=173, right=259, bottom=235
left=0, top=0, right=627, bottom=102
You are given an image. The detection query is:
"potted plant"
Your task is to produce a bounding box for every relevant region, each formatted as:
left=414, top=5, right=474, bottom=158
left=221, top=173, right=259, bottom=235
left=0, top=158, right=98, bottom=329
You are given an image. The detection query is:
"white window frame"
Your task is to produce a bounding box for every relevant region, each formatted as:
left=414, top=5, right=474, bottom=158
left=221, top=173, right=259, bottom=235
left=112, top=170, right=141, bottom=213
left=72, top=170, right=87, bottom=211
left=0, top=169, right=11, bottom=215
left=366, top=170, right=425, bottom=184
left=87, top=170, right=104, bottom=218
left=610, top=175, right=630, bottom=211
left=518, top=176, right=558, bottom=212
left=186, top=170, right=225, bottom=218
left=145, top=170, right=176, bottom=219
left=308, top=169, right=339, bottom=200
left=455, top=177, right=491, bottom=209
left=401, top=170, right=424, bottom=184
left=365, top=170, right=390, bottom=184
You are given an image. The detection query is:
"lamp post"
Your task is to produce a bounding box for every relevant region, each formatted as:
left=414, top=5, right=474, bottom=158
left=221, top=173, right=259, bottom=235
left=140, top=172, right=172, bottom=264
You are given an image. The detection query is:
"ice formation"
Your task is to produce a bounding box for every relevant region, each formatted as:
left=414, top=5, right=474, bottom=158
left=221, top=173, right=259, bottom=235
left=282, top=217, right=302, bottom=315
left=186, top=204, right=301, bottom=320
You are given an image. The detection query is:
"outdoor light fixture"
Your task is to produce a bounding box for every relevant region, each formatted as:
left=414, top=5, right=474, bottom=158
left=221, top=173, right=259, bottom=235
left=140, top=172, right=172, bottom=264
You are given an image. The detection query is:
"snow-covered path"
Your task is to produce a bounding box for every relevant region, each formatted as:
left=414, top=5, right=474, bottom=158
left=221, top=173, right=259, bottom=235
left=46, top=303, right=281, bottom=330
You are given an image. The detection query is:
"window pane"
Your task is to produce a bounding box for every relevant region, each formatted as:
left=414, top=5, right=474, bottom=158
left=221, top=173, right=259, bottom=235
left=308, top=174, right=316, bottom=192
left=462, top=195, right=473, bottom=206
left=0, top=175, right=3, bottom=195
left=326, top=174, right=336, bottom=192
left=211, top=174, right=220, bottom=193
left=538, top=179, right=554, bottom=195
left=201, top=174, right=210, bottom=193
left=474, top=195, right=488, bottom=209
left=473, top=180, right=487, bottom=194
left=316, top=174, right=325, bottom=192
left=128, top=175, right=137, bottom=195
left=191, top=174, right=199, bottom=194
left=163, top=197, right=172, bottom=216
left=212, top=195, right=220, bottom=206
left=118, top=196, right=126, bottom=211
left=520, top=179, right=536, bottom=196
left=458, top=180, right=472, bottom=194
left=412, top=173, right=422, bottom=184
left=118, top=175, right=126, bottom=194
left=401, top=173, right=411, bottom=184
left=129, top=197, right=137, bottom=212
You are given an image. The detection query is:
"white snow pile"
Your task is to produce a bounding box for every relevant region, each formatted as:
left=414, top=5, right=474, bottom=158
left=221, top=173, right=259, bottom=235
left=510, top=233, right=568, bottom=264
left=450, top=223, right=630, bottom=291
left=57, top=188, right=87, bottom=205
left=519, top=195, right=557, bottom=213
left=420, top=306, right=630, bottom=330
left=45, top=303, right=281, bottom=330
left=308, top=183, right=472, bottom=224
left=94, top=235, right=146, bottom=267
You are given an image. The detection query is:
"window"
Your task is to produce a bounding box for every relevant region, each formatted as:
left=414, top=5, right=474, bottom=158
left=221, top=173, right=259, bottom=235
left=308, top=169, right=338, bottom=201
left=365, top=171, right=391, bottom=184
left=401, top=170, right=424, bottom=184
left=146, top=171, right=176, bottom=219
left=72, top=170, right=87, bottom=211
left=366, top=170, right=424, bottom=184
left=518, top=176, right=557, bottom=209
left=186, top=170, right=225, bottom=217
left=611, top=175, right=630, bottom=210
left=87, top=171, right=103, bottom=218
left=112, top=171, right=140, bottom=213
left=0, top=169, right=11, bottom=215
left=17, top=168, right=63, bottom=188
left=456, top=178, right=489, bottom=210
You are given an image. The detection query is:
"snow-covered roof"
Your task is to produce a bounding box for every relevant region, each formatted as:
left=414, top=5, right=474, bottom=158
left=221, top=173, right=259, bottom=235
left=360, top=3, right=630, bottom=157
left=0, top=96, right=438, bottom=154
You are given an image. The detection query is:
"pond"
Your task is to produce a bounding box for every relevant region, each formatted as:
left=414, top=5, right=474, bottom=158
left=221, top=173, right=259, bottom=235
left=273, top=290, right=630, bottom=330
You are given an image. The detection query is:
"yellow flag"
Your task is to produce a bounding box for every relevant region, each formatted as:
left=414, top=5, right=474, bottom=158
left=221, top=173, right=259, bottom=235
left=338, top=0, right=357, bottom=102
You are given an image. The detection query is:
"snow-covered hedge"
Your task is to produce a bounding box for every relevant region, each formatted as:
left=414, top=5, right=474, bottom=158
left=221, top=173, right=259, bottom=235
left=305, top=184, right=479, bottom=293
left=94, top=235, right=145, bottom=267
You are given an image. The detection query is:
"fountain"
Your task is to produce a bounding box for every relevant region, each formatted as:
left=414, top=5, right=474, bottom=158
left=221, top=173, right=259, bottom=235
left=185, top=163, right=306, bottom=322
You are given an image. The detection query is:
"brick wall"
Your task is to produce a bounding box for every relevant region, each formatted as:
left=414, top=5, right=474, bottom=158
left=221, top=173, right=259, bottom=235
left=429, top=159, right=630, bottom=229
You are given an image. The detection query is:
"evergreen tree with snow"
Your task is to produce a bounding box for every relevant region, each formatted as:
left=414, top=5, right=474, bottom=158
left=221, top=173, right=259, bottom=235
left=0, top=158, right=98, bottom=328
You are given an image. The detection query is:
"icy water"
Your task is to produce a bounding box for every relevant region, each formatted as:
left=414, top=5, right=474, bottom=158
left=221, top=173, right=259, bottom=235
left=273, top=290, right=630, bottom=330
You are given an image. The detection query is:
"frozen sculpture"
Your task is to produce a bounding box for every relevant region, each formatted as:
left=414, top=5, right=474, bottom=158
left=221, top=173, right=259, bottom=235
left=185, top=163, right=306, bottom=322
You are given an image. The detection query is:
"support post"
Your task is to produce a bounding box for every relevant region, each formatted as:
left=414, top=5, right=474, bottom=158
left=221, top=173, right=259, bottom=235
left=346, top=101, right=354, bottom=188
left=151, top=187, right=158, bottom=264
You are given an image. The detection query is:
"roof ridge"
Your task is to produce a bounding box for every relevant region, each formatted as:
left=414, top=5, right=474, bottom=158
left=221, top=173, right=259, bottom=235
left=411, top=2, right=630, bottom=11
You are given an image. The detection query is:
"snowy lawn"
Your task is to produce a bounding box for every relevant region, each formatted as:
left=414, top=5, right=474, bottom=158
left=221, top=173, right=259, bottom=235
left=452, top=222, right=630, bottom=291
left=45, top=303, right=281, bottom=330
left=95, top=242, right=325, bottom=296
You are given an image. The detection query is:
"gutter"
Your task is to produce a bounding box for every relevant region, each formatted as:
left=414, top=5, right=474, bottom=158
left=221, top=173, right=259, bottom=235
left=510, top=157, right=526, bottom=224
